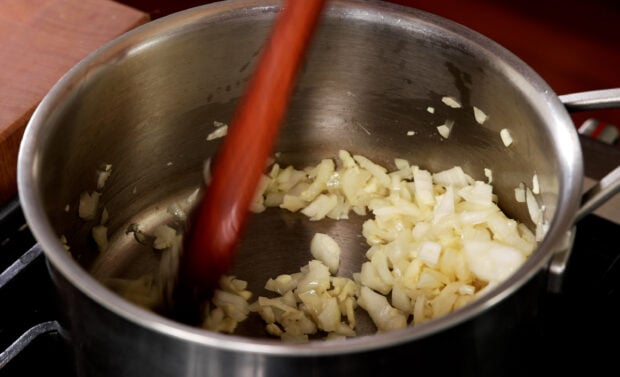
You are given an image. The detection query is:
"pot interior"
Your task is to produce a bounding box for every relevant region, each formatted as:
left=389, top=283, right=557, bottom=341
left=22, top=0, right=581, bottom=340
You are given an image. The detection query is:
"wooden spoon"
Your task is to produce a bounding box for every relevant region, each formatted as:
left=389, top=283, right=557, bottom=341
left=176, top=0, right=327, bottom=311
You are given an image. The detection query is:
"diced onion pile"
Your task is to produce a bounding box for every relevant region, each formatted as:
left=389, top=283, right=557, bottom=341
left=193, top=150, right=538, bottom=340
left=76, top=147, right=542, bottom=341
left=259, top=152, right=534, bottom=332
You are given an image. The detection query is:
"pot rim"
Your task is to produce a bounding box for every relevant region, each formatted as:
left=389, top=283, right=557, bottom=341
left=17, top=0, right=583, bottom=356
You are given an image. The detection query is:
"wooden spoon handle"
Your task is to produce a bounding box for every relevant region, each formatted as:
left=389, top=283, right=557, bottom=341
left=183, top=0, right=327, bottom=290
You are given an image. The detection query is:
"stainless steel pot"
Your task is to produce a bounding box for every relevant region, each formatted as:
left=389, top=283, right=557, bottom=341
left=14, top=0, right=620, bottom=375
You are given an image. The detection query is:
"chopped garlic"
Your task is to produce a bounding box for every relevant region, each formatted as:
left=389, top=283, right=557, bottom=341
left=406, top=130, right=416, bottom=136
left=426, top=106, right=435, bottom=114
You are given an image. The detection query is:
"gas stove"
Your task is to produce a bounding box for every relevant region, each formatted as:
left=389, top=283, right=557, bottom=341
left=1, top=135, right=619, bottom=376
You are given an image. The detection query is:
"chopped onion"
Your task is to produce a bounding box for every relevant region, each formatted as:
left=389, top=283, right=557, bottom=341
left=433, top=186, right=455, bottom=221
left=417, top=241, right=442, bottom=265
left=354, top=155, right=390, bottom=187
left=211, top=290, right=250, bottom=322
left=300, top=159, right=335, bottom=202
left=206, top=121, right=228, bottom=140
left=413, top=167, right=435, bottom=206
left=95, top=147, right=538, bottom=340
left=100, top=207, right=109, bottom=225
left=310, top=233, right=341, bottom=274
left=515, top=182, right=526, bottom=203
left=265, top=274, right=299, bottom=295
left=252, top=257, right=358, bottom=340
left=525, top=187, right=542, bottom=224
left=441, top=96, right=461, bottom=108
left=152, top=225, right=177, bottom=250
left=462, top=240, right=525, bottom=282
left=532, top=173, right=540, bottom=194
left=300, top=194, right=338, bottom=220
left=78, top=191, right=101, bottom=220
left=357, top=286, right=408, bottom=332
left=536, top=219, right=549, bottom=242
left=437, top=120, right=454, bottom=139
left=203, top=158, right=212, bottom=185
left=60, top=235, right=70, bottom=252
left=473, top=106, right=489, bottom=125
left=500, top=128, right=513, bottom=147
left=458, top=181, right=494, bottom=207
left=257, top=151, right=536, bottom=330
left=92, top=225, right=108, bottom=252
left=126, top=223, right=148, bottom=244
left=96, top=164, right=112, bottom=190
left=433, top=166, right=474, bottom=188
left=484, top=168, right=493, bottom=184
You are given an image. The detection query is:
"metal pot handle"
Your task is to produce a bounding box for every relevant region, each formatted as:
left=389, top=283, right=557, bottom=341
left=547, top=88, right=620, bottom=292
left=559, top=88, right=620, bottom=111
left=562, top=88, right=620, bottom=221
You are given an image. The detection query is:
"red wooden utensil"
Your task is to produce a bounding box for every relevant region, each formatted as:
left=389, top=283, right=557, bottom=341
left=179, top=0, right=327, bottom=298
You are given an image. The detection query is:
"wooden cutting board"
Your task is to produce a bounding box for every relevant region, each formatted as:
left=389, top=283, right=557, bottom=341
left=0, top=0, right=149, bottom=206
